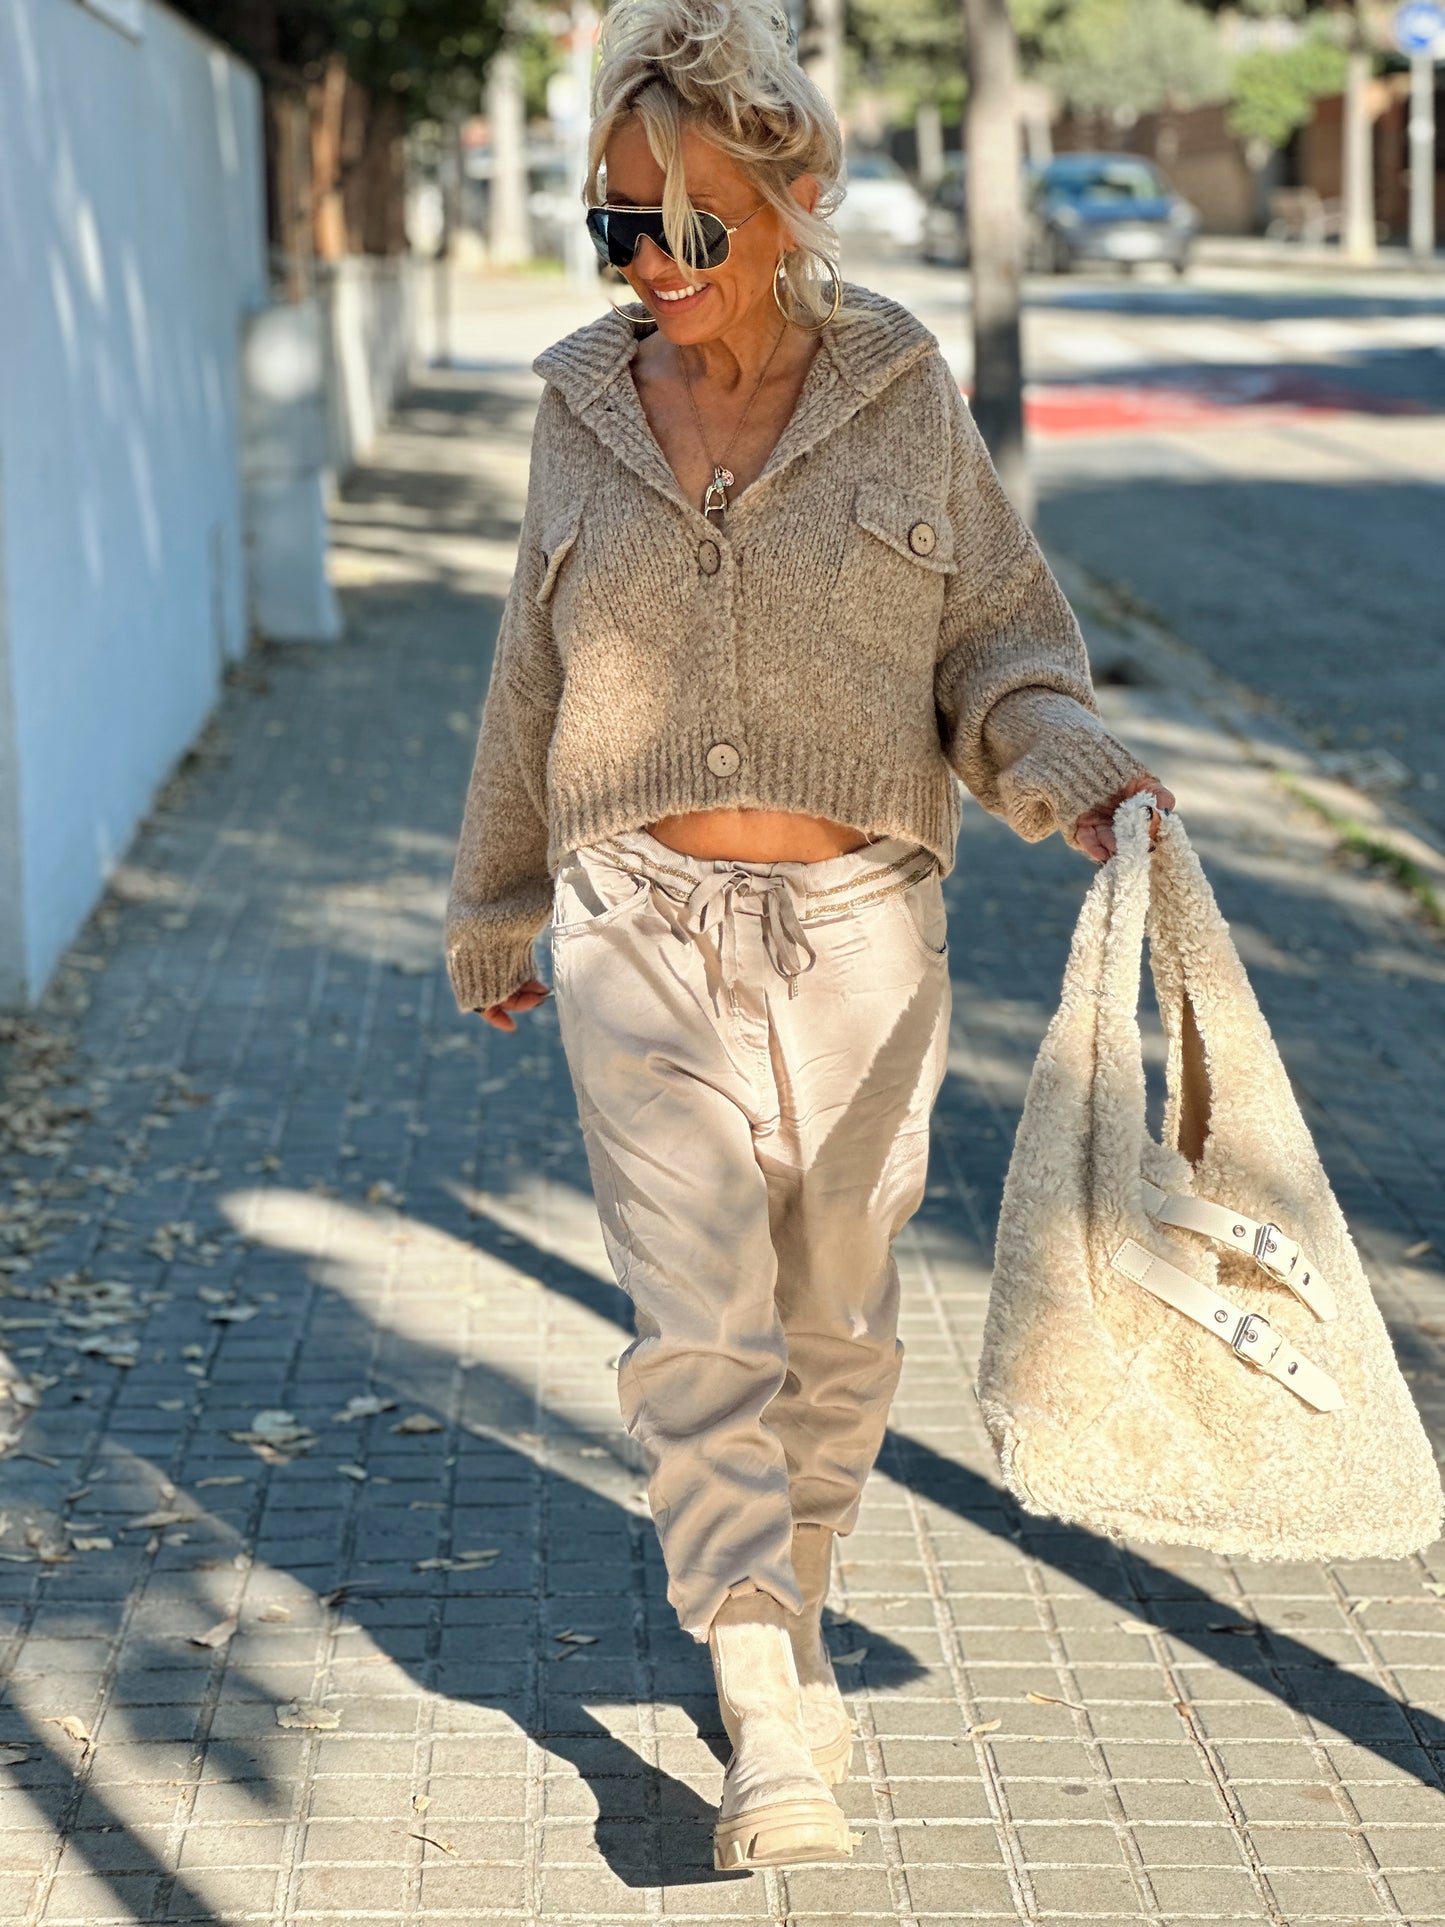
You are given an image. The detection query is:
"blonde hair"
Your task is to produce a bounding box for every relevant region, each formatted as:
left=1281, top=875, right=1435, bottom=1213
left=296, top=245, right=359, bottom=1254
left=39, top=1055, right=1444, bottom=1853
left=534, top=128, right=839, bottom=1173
left=586, top=0, right=845, bottom=326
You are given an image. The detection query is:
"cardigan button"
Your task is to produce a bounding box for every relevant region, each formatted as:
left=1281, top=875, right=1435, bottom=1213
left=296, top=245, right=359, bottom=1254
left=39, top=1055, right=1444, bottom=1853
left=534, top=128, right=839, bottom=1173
left=698, top=538, right=721, bottom=575
left=706, top=742, right=741, bottom=778
left=908, top=520, right=937, bottom=557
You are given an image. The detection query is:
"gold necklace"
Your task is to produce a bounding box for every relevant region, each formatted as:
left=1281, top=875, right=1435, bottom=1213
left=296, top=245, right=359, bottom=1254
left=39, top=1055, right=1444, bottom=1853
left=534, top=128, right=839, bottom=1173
left=679, top=323, right=788, bottom=524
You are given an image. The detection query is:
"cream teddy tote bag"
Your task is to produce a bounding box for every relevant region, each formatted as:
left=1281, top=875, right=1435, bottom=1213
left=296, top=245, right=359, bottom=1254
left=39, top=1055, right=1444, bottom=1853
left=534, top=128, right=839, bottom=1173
left=977, top=791, right=1442, bottom=1560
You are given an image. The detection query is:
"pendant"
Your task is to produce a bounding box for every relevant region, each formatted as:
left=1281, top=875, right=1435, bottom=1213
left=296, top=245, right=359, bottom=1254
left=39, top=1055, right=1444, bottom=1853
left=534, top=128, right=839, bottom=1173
left=702, top=465, right=733, bottom=521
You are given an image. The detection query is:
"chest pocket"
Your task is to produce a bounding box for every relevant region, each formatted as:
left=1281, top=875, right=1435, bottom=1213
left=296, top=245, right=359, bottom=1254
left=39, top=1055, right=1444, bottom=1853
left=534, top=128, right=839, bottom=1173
left=536, top=501, right=584, bottom=607
left=850, top=479, right=956, bottom=575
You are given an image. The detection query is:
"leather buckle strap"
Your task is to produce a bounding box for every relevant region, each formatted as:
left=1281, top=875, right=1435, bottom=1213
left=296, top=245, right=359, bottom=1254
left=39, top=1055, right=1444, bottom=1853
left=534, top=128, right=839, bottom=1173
left=1231, top=1310, right=1271, bottom=1357
left=1138, top=1177, right=1337, bottom=1321
left=1111, top=1237, right=1343, bottom=1413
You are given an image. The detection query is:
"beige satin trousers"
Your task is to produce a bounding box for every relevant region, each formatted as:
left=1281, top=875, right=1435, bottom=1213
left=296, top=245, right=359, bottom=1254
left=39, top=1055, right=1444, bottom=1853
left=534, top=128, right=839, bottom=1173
left=551, top=827, right=952, bottom=1640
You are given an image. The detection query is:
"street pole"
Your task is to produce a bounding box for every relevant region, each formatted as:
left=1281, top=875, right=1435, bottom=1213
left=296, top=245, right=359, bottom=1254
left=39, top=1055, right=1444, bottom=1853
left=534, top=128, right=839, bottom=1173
left=487, top=47, right=532, bottom=268
left=799, top=0, right=844, bottom=111
left=1409, top=54, right=1437, bottom=261
left=1343, top=40, right=1377, bottom=265
left=566, top=4, right=600, bottom=289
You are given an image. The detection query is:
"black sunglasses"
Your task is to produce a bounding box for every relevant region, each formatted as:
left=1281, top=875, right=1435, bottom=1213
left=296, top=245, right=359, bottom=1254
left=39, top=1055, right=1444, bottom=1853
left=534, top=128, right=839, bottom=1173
left=584, top=202, right=767, bottom=273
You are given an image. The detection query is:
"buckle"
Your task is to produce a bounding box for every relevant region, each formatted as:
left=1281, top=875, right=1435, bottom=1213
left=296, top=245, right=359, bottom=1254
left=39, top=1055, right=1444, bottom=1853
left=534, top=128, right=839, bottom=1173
left=1231, top=1312, right=1272, bottom=1357
left=1252, top=1221, right=1296, bottom=1281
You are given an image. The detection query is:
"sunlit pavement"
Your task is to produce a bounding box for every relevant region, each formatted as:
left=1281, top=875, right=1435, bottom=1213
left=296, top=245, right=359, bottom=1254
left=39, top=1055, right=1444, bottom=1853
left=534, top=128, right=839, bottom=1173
left=0, top=263, right=1442, bottom=1923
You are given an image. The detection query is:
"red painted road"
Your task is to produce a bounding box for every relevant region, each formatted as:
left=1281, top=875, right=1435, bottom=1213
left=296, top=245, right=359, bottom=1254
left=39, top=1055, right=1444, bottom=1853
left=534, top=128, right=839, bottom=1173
left=964, top=370, right=1432, bottom=436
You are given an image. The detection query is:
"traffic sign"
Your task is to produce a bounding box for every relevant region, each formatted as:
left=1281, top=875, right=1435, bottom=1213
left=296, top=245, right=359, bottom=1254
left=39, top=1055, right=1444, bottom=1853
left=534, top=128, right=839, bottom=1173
left=1393, top=0, right=1445, bottom=56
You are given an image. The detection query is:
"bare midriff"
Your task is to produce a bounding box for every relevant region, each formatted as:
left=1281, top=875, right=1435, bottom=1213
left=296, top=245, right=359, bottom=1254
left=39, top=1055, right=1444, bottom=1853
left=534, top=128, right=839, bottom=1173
left=644, top=807, right=874, bottom=864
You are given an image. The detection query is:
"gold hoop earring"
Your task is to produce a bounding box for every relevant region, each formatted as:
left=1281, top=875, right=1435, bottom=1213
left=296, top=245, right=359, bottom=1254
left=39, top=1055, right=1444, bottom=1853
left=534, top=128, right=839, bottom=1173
left=773, top=249, right=842, bottom=331
left=601, top=267, right=655, bottom=333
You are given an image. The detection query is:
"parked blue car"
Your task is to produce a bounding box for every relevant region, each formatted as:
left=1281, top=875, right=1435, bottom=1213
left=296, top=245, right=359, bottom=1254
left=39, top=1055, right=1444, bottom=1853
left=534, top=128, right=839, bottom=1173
left=1026, top=153, right=1199, bottom=276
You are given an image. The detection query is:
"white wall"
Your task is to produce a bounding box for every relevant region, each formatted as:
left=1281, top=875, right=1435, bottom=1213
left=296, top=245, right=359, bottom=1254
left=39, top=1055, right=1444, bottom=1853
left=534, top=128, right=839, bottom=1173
left=0, top=0, right=267, bottom=1005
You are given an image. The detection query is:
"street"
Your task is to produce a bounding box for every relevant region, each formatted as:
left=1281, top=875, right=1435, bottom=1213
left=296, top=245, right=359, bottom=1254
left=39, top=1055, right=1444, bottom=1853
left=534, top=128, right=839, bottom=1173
left=0, top=253, right=1441, bottom=1923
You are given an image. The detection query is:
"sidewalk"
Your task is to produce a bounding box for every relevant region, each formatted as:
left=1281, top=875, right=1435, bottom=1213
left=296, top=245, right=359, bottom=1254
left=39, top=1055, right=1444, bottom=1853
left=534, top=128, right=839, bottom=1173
left=0, top=331, right=1442, bottom=1926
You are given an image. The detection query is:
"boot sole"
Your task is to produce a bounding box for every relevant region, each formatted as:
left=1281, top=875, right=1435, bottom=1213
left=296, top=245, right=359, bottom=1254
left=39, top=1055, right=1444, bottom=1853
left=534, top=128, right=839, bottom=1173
left=811, top=1722, right=854, bottom=1787
left=713, top=1796, right=853, bottom=1870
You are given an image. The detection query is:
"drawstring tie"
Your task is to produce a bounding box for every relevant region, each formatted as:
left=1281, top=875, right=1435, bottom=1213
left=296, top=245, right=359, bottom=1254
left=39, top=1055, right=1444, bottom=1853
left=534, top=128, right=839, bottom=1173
left=673, top=867, right=819, bottom=1011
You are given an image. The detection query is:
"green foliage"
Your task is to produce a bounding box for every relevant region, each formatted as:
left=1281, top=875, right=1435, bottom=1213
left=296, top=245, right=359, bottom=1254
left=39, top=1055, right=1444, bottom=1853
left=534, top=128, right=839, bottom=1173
left=516, top=23, right=565, bottom=122
left=1040, top=0, right=1229, bottom=118
left=1226, top=32, right=1348, bottom=153
left=169, top=0, right=509, bottom=117
left=845, top=0, right=966, bottom=117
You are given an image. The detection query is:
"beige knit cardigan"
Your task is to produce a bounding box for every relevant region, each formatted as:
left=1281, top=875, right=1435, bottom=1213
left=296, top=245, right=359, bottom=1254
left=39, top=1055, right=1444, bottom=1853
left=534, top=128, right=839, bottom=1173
left=445, top=284, right=1155, bottom=1014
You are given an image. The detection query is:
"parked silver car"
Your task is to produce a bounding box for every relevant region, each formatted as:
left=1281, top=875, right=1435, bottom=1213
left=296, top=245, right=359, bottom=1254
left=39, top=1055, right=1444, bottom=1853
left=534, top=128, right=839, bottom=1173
left=834, top=150, right=926, bottom=253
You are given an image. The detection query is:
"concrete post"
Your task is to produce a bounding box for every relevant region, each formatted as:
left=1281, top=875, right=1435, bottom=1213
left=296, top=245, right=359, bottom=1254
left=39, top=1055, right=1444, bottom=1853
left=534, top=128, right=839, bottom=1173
left=916, top=100, right=945, bottom=188
left=241, top=304, right=343, bottom=645
left=1343, top=46, right=1378, bottom=265
left=565, top=5, right=600, bottom=289
left=800, top=0, right=844, bottom=111
left=487, top=48, right=532, bottom=267
left=1409, top=54, right=1437, bottom=262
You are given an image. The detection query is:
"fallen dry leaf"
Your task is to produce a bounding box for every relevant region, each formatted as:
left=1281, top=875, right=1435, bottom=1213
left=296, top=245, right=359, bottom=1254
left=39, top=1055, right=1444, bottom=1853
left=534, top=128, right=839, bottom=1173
left=42, top=1715, right=93, bottom=1755
left=408, top=1831, right=456, bottom=1856
left=412, top=1792, right=431, bottom=1814
left=337, top=1465, right=368, bottom=1482
left=195, top=1475, right=245, bottom=1489
left=391, top=1413, right=443, bottom=1436
left=188, top=1617, right=239, bottom=1650
left=414, top=1551, right=499, bottom=1574
left=1423, top=1581, right=1445, bottom=1599
left=1116, top=1618, right=1155, bottom=1636
left=228, top=1409, right=317, bottom=1458
left=333, top=1395, right=398, bottom=1423
left=275, top=1699, right=340, bottom=1731
left=554, top=1630, right=596, bottom=1646
left=831, top=1648, right=868, bottom=1666
left=1026, top=1691, right=1087, bottom=1713
left=257, top=1604, right=292, bottom=1624
left=1404, top=1239, right=1434, bottom=1259
left=966, top=1718, right=1002, bottom=1738
left=127, top=1510, right=195, bottom=1532
left=70, top=1536, right=113, bottom=1553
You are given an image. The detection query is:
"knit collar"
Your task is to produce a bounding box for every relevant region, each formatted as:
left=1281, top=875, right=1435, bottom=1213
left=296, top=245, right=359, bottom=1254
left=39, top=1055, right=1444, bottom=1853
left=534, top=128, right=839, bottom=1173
left=532, top=282, right=940, bottom=523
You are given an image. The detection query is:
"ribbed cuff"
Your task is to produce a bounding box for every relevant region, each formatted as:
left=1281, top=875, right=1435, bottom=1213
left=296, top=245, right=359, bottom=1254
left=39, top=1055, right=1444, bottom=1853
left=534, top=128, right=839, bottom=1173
left=987, top=690, right=1159, bottom=851
left=445, top=929, right=541, bottom=1015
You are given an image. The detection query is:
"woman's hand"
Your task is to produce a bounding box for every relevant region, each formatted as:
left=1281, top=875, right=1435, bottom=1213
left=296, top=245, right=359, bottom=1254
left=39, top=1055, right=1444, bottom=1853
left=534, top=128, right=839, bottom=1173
left=1073, top=773, right=1177, bottom=864
left=480, top=978, right=552, bottom=1031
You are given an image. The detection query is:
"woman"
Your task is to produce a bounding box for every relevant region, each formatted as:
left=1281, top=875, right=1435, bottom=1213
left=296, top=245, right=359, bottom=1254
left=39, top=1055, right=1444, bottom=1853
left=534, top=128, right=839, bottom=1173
left=445, top=0, right=1175, bottom=1872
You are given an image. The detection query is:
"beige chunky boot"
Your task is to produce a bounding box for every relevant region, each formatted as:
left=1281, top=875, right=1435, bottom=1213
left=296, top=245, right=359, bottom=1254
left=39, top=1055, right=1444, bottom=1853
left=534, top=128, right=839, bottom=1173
left=708, top=1591, right=853, bottom=1870
left=788, top=1524, right=854, bottom=1786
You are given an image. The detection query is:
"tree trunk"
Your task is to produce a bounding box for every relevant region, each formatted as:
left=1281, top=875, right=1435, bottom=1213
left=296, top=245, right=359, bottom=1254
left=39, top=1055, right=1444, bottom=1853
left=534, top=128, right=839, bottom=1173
left=271, top=88, right=314, bottom=300
left=961, top=0, right=1030, bottom=518
left=1343, top=44, right=1377, bottom=264
left=311, top=55, right=351, bottom=262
